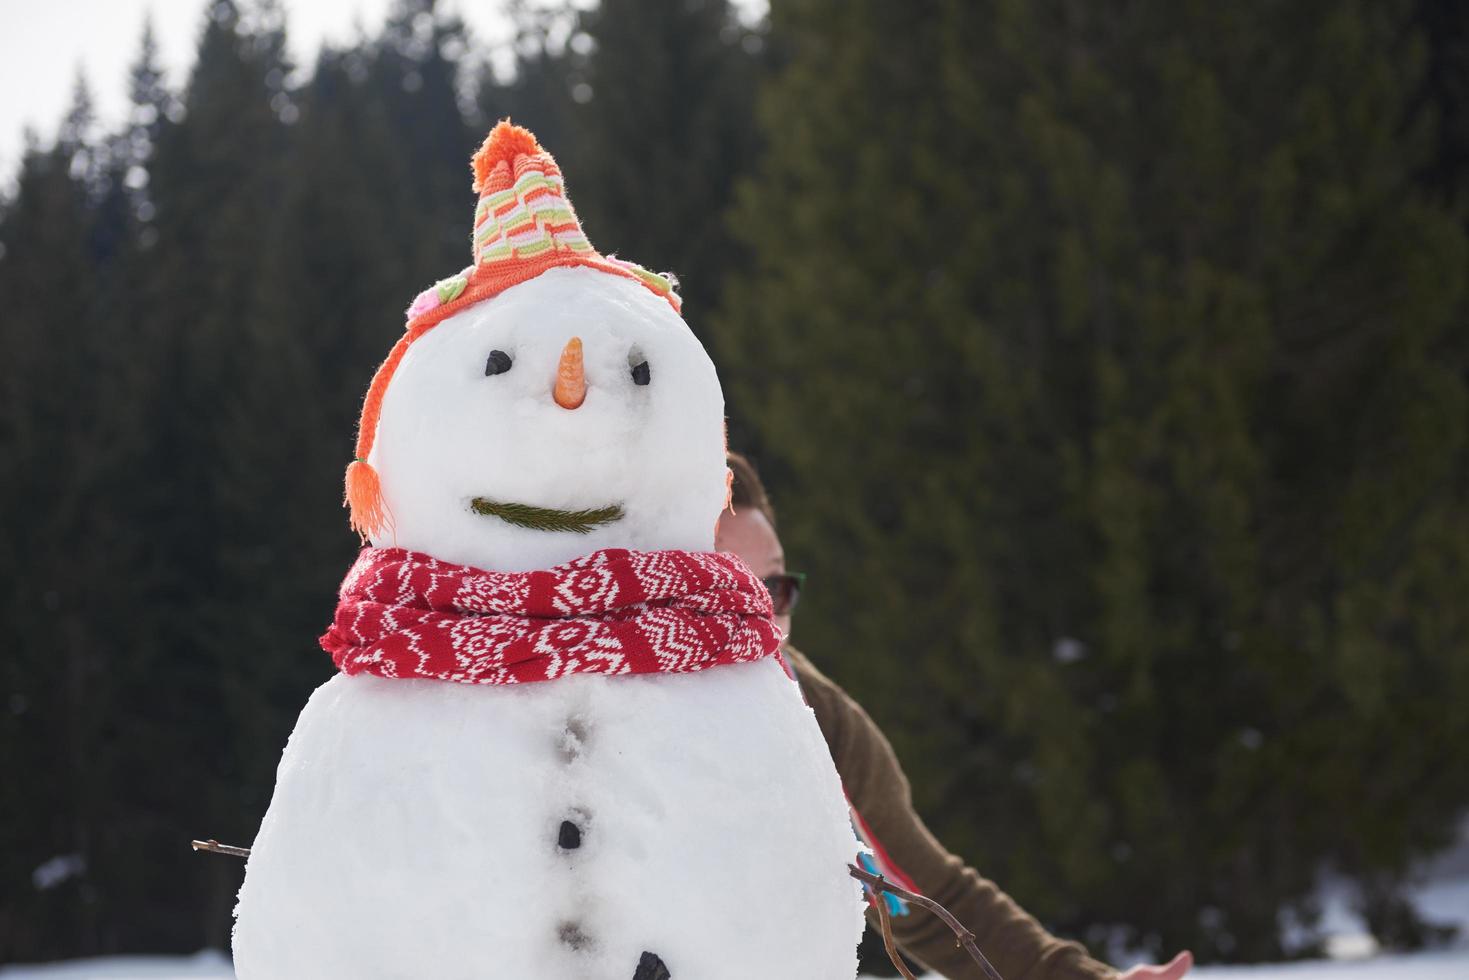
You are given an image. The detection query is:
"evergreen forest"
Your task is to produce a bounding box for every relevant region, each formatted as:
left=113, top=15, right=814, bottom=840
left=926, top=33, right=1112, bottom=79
left=2, top=0, right=1467, bottom=968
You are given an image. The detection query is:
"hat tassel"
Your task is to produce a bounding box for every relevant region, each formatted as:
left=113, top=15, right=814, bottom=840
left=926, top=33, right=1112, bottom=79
left=346, top=458, right=391, bottom=541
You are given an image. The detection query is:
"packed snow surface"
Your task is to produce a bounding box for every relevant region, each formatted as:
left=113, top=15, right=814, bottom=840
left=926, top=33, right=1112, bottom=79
left=369, top=267, right=729, bottom=572
left=232, top=260, right=867, bottom=977
left=233, top=664, right=864, bottom=978
left=6, top=948, right=1469, bottom=979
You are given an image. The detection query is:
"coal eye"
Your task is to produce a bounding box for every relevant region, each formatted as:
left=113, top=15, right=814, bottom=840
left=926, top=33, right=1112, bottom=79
left=631, top=360, right=650, bottom=386
left=485, top=350, right=512, bottom=376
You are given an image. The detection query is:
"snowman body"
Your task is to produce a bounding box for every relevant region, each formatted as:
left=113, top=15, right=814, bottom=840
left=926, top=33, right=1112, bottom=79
left=232, top=269, right=865, bottom=978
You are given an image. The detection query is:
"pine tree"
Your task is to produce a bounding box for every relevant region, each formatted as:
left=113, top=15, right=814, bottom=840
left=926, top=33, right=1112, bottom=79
left=0, top=140, right=95, bottom=961
left=562, top=0, right=765, bottom=325
left=0, top=0, right=493, bottom=956
left=0, top=68, right=159, bottom=955
left=1418, top=0, right=1469, bottom=209
left=367, top=0, right=475, bottom=272
left=474, top=4, right=577, bottom=160
left=719, top=0, right=1469, bottom=962
left=222, top=31, right=460, bottom=832
left=129, top=0, right=298, bottom=947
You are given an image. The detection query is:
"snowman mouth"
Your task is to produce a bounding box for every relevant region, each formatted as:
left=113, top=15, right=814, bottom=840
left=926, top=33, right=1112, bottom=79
left=469, top=498, right=625, bottom=534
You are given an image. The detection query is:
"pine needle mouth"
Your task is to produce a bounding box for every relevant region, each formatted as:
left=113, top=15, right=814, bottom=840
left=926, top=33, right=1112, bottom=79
left=469, top=498, right=625, bottom=534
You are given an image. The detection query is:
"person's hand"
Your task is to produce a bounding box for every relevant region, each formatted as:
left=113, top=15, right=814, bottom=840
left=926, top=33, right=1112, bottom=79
left=1118, top=950, right=1193, bottom=980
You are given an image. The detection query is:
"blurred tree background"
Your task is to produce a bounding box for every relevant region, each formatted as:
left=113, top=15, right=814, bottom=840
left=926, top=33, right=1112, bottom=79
left=0, top=0, right=1465, bottom=968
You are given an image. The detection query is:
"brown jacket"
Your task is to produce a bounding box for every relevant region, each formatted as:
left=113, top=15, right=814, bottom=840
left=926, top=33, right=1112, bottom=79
left=787, top=646, right=1117, bottom=980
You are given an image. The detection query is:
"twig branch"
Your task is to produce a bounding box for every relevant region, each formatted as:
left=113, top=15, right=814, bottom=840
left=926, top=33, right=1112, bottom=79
left=191, top=839, right=251, bottom=858
left=848, top=863, right=1005, bottom=980
left=875, top=890, right=919, bottom=980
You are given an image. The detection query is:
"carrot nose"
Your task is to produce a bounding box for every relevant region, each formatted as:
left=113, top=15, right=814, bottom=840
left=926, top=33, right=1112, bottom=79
left=553, top=337, right=587, bottom=409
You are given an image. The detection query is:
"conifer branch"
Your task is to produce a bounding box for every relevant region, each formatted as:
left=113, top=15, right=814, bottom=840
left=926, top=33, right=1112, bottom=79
left=469, top=498, right=625, bottom=533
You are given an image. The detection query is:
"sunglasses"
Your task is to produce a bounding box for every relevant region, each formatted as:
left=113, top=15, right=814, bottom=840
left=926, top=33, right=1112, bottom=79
left=762, top=572, right=806, bottom=617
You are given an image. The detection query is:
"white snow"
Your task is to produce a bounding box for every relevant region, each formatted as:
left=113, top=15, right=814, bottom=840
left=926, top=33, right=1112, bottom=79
left=4, top=947, right=1468, bottom=979
left=231, top=262, right=866, bottom=977
left=232, top=664, right=864, bottom=979
left=1190, top=949, right=1468, bottom=978
left=0, top=950, right=232, bottom=978
left=369, top=267, right=729, bottom=572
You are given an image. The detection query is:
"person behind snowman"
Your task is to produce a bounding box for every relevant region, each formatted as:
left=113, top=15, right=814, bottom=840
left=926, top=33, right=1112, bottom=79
left=716, top=452, right=1195, bottom=980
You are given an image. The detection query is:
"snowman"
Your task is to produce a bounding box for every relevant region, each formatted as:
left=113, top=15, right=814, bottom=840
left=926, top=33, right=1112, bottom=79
left=231, top=122, right=865, bottom=979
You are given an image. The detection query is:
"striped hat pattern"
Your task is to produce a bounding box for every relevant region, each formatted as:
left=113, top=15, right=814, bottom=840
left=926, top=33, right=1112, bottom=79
left=344, top=120, right=682, bottom=540
left=471, top=139, right=592, bottom=265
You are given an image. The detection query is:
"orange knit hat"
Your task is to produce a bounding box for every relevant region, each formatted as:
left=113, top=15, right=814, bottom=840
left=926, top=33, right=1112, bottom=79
left=345, top=120, right=682, bottom=540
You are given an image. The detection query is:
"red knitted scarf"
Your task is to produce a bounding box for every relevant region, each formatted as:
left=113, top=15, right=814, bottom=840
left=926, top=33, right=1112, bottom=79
left=321, top=547, right=783, bottom=684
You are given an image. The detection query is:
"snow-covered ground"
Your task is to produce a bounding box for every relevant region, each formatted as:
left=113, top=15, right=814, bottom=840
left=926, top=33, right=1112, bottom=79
left=5, top=931, right=1466, bottom=980
left=3, top=939, right=1467, bottom=979
left=0, top=952, right=232, bottom=979
left=3, top=946, right=1467, bottom=979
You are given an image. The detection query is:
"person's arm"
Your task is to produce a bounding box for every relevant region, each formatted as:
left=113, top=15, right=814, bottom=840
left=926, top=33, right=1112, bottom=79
left=787, top=646, right=1117, bottom=980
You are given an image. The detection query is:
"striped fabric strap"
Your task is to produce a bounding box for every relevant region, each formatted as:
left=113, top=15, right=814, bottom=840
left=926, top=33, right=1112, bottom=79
left=606, top=257, right=678, bottom=301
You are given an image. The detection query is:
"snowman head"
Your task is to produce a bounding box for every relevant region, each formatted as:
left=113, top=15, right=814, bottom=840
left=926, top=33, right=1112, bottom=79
left=345, top=123, right=728, bottom=572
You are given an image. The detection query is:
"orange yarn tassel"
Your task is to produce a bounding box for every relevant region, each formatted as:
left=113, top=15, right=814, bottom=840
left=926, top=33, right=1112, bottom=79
left=472, top=120, right=542, bottom=193
left=345, top=459, right=391, bottom=541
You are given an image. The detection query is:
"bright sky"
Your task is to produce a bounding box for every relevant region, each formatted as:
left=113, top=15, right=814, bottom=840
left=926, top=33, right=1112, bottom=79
left=0, top=0, right=765, bottom=182
left=0, top=0, right=373, bottom=176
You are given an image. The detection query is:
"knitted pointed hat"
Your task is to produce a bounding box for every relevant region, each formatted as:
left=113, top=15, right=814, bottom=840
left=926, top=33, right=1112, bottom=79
left=345, top=120, right=682, bottom=539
